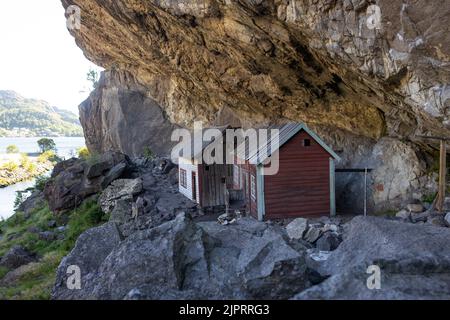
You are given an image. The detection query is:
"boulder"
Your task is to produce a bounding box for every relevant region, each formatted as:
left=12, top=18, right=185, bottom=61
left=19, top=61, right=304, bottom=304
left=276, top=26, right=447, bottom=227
left=52, top=222, right=123, bottom=300
left=39, top=231, right=57, bottom=241
left=286, top=218, right=309, bottom=240
left=101, top=162, right=127, bottom=189
left=86, top=160, right=112, bottom=179
left=0, top=262, right=40, bottom=286
left=304, top=226, right=322, bottom=244
left=0, top=246, right=36, bottom=270
left=294, top=216, right=450, bottom=300
left=45, top=152, right=130, bottom=214
left=109, top=200, right=132, bottom=224
left=99, top=179, right=143, bottom=214
left=316, top=232, right=342, bottom=252
left=17, top=191, right=45, bottom=216
left=395, top=209, right=410, bottom=220
left=162, top=161, right=176, bottom=175
left=407, top=203, right=425, bottom=213
left=445, top=213, right=450, bottom=227
left=427, top=215, right=448, bottom=228
left=52, top=215, right=311, bottom=300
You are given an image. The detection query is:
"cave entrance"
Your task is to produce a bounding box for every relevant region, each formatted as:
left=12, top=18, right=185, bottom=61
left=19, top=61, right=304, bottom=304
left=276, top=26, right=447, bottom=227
left=335, top=168, right=373, bottom=216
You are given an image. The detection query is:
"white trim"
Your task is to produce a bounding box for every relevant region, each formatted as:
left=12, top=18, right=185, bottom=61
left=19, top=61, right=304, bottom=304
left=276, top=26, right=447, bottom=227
left=178, top=161, right=199, bottom=203
left=256, top=165, right=265, bottom=221
left=329, top=158, right=336, bottom=217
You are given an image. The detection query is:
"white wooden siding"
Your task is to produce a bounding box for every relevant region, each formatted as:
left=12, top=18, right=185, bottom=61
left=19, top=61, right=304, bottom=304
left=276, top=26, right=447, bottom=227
left=179, top=158, right=199, bottom=203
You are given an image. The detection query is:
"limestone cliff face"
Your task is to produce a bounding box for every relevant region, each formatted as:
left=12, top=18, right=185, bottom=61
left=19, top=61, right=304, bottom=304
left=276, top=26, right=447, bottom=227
left=66, top=0, right=449, bottom=212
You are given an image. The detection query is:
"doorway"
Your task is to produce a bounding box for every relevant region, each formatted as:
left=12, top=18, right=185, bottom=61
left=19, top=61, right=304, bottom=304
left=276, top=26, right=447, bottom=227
left=192, top=171, right=197, bottom=202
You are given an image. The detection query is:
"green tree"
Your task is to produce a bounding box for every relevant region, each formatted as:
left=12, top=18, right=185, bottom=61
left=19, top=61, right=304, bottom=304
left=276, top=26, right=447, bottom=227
left=37, top=138, right=57, bottom=154
left=6, top=144, right=19, bottom=154
left=87, top=69, right=99, bottom=89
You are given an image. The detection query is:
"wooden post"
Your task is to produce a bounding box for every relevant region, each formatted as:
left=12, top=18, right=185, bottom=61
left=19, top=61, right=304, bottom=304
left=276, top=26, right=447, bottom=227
left=416, top=135, right=449, bottom=213
left=364, top=168, right=368, bottom=217
left=436, top=140, right=447, bottom=213
left=329, top=158, right=336, bottom=217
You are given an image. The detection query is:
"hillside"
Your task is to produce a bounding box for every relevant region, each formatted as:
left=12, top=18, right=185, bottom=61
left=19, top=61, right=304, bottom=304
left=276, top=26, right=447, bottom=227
left=0, top=90, right=83, bottom=137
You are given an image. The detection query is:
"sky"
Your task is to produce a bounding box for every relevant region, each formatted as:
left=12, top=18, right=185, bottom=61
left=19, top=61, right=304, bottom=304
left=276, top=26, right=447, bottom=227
left=0, top=1, right=102, bottom=112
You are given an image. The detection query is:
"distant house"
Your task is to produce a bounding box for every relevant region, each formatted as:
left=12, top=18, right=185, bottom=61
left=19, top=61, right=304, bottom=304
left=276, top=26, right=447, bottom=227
left=234, top=123, right=340, bottom=221
left=179, top=123, right=340, bottom=220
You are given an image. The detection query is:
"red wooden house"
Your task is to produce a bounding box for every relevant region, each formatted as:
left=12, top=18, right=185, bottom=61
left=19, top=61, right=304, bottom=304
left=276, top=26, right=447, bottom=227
left=234, top=123, right=340, bottom=221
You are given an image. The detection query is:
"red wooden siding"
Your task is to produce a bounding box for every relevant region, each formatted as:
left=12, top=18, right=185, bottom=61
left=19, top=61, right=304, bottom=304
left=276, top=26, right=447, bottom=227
left=264, top=130, right=330, bottom=219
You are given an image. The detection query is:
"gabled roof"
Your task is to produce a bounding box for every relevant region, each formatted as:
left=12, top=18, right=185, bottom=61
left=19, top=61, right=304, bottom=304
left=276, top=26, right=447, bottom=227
left=236, top=122, right=341, bottom=164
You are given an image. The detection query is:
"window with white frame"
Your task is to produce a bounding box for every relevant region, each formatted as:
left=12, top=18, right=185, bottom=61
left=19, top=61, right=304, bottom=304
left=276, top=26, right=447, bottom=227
left=251, top=175, right=256, bottom=200
left=180, top=169, right=187, bottom=188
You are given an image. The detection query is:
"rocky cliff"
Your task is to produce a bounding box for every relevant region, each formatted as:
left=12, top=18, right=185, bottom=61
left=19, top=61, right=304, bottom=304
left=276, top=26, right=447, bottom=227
left=64, top=0, right=449, bottom=212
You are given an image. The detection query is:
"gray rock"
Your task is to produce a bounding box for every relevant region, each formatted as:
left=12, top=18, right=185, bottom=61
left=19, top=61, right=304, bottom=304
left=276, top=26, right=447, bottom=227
left=79, top=70, right=180, bottom=158
left=101, top=162, right=127, bottom=189
left=294, top=216, right=450, bottom=299
left=162, top=161, right=176, bottom=175
left=395, top=209, right=410, bottom=220
left=286, top=218, right=309, bottom=240
left=27, top=226, right=42, bottom=234
left=86, top=160, right=112, bottom=179
left=0, top=246, right=36, bottom=270
left=44, top=152, right=129, bottom=214
left=52, top=222, right=123, bottom=300
left=445, top=212, right=450, bottom=227
left=99, top=179, right=143, bottom=214
left=17, top=191, right=45, bottom=216
left=109, top=199, right=132, bottom=224
left=39, top=231, right=57, bottom=241
left=304, top=226, right=322, bottom=243
left=407, top=203, right=425, bottom=213
left=56, top=226, right=67, bottom=233
left=427, top=215, right=447, bottom=228
left=47, top=220, right=57, bottom=228
left=52, top=214, right=311, bottom=300
left=316, top=232, right=342, bottom=252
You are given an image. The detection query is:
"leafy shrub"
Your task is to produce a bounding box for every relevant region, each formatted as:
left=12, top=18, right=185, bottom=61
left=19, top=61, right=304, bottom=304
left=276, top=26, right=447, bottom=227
left=143, top=146, right=154, bottom=160
left=77, top=146, right=90, bottom=160
left=34, top=175, right=50, bottom=192
left=1, top=161, right=18, bottom=171
left=6, top=145, right=19, bottom=154
left=37, top=150, right=60, bottom=163
left=20, top=155, right=37, bottom=174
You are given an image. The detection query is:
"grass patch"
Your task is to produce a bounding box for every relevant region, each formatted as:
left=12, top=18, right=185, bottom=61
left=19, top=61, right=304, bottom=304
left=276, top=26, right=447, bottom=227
left=0, top=198, right=108, bottom=300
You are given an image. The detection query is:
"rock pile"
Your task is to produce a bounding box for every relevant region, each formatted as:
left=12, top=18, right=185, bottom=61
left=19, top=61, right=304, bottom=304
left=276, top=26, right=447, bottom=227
left=52, top=214, right=314, bottom=300
left=285, top=218, right=343, bottom=252
left=294, top=216, right=450, bottom=300
left=44, top=152, right=132, bottom=214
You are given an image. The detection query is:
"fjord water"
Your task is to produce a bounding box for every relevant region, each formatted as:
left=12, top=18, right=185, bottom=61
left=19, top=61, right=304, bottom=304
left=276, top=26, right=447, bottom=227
left=0, top=137, right=86, bottom=220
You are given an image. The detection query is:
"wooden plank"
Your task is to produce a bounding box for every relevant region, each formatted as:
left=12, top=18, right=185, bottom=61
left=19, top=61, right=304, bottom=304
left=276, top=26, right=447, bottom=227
left=330, top=158, right=336, bottom=217
left=436, top=140, right=447, bottom=213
